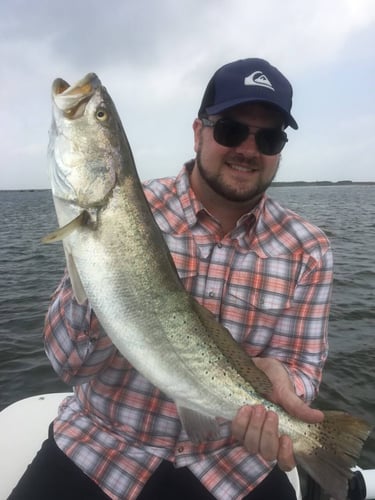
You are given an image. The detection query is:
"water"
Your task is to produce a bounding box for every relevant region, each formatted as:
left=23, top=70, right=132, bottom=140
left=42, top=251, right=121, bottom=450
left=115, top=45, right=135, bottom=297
left=0, top=186, right=374, bottom=467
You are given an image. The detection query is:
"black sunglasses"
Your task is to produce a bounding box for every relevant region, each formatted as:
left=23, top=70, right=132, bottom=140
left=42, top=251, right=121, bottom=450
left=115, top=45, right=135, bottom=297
left=201, top=117, right=288, bottom=155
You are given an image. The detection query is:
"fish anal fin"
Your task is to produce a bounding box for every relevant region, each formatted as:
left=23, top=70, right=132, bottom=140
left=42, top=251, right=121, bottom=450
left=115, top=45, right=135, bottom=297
left=191, top=299, right=272, bottom=396
left=41, top=210, right=90, bottom=243
left=177, top=405, right=220, bottom=444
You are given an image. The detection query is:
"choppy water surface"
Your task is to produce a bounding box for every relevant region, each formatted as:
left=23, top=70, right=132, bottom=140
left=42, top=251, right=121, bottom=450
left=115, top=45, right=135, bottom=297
left=0, top=186, right=374, bottom=466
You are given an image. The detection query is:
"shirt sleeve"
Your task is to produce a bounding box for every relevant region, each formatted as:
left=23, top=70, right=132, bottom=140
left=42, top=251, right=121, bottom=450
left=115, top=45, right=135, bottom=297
left=263, top=245, right=333, bottom=403
left=44, top=271, right=117, bottom=385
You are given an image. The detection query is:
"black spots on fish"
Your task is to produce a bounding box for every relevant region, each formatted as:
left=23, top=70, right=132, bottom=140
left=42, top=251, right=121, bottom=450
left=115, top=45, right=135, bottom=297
left=203, top=369, right=216, bottom=382
left=204, top=360, right=215, bottom=369
left=173, top=313, right=188, bottom=326
left=303, top=423, right=312, bottom=437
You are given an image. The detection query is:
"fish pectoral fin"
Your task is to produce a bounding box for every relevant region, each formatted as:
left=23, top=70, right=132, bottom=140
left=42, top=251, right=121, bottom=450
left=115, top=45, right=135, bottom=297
left=41, top=211, right=90, bottom=243
left=65, top=250, right=87, bottom=304
left=177, top=405, right=220, bottom=444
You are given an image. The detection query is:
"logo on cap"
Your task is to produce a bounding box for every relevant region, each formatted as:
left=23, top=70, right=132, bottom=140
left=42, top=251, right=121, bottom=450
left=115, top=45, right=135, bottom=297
left=244, top=71, right=275, bottom=91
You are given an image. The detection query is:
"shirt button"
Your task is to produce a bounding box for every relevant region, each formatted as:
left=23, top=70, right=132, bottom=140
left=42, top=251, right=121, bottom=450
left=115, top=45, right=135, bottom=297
left=217, top=243, right=222, bottom=248
left=178, top=446, right=184, bottom=453
left=208, top=291, right=215, bottom=297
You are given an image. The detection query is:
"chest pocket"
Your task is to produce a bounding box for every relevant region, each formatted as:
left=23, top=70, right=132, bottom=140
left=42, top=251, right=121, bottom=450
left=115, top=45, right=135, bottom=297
left=225, top=256, right=296, bottom=312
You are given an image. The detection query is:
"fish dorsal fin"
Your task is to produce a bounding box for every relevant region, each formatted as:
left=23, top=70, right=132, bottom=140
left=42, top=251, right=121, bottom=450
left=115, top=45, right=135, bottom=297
left=191, top=298, right=272, bottom=396
left=64, top=250, right=87, bottom=305
left=177, top=404, right=220, bottom=443
left=41, top=211, right=90, bottom=244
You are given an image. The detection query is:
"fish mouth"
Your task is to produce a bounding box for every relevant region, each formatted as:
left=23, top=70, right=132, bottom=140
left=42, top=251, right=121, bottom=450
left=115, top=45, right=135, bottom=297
left=52, top=73, right=101, bottom=118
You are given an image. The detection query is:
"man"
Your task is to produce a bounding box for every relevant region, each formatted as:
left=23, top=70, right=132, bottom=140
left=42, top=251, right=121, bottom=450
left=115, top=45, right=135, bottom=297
left=10, top=58, right=333, bottom=499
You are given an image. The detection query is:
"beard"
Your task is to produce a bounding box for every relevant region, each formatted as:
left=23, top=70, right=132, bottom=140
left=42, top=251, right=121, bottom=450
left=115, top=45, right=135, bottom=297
left=195, top=148, right=280, bottom=203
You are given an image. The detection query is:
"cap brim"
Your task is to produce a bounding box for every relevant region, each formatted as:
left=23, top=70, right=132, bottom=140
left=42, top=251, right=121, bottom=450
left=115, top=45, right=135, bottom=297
left=205, top=97, right=298, bottom=130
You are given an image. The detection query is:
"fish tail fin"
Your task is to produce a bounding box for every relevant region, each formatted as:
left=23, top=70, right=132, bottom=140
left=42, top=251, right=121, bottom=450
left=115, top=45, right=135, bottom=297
left=294, top=411, right=371, bottom=500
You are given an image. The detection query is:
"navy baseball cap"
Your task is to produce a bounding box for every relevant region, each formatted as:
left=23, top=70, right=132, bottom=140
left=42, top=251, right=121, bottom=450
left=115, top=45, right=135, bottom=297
left=198, top=58, right=298, bottom=130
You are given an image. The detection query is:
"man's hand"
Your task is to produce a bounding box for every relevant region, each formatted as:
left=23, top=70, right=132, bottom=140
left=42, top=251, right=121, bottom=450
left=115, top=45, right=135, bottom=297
left=231, top=357, right=324, bottom=471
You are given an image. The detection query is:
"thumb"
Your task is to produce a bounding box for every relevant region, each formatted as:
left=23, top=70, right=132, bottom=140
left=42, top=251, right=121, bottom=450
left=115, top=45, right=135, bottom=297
left=280, top=390, right=324, bottom=424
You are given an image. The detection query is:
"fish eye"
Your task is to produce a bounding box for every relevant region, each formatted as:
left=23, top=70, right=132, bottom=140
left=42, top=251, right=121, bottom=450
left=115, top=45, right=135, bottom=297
left=96, top=109, right=108, bottom=121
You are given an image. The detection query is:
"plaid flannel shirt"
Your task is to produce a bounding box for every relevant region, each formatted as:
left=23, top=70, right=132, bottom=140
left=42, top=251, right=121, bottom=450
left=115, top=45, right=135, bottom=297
left=45, top=164, right=333, bottom=499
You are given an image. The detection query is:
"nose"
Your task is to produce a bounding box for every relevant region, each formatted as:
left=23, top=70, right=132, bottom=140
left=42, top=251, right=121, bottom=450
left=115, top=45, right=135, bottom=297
left=233, top=131, right=260, bottom=155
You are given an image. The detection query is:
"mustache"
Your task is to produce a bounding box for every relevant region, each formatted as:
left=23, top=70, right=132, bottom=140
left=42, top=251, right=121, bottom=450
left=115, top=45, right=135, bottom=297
left=226, top=154, right=261, bottom=167
left=227, top=154, right=282, bottom=168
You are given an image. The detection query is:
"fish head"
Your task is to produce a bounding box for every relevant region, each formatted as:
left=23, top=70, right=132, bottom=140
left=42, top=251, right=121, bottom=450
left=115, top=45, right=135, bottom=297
left=48, top=73, right=126, bottom=211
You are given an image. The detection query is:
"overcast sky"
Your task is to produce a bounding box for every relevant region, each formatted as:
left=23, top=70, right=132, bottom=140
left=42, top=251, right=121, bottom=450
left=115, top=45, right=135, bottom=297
left=1, top=0, right=374, bottom=190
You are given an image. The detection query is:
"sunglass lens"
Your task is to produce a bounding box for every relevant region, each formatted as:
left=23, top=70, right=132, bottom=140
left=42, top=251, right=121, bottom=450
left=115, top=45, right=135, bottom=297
left=213, top=119, right=248, bottom=148
left=256, top=129, right=287, bottom=155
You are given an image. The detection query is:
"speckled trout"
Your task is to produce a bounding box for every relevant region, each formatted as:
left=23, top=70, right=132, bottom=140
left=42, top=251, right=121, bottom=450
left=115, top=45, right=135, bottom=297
left=44, top=73, right=371, bottom=500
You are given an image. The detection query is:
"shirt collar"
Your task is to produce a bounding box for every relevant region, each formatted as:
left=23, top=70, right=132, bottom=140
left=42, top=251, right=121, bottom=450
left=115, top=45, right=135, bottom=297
left=175, top=162, right=204, bottom=229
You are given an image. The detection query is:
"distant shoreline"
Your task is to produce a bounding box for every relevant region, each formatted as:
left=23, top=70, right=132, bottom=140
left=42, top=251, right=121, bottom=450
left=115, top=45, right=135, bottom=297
left=1, top=181, right=375, bottom=192
left=271, top=180, right=375, bottom=187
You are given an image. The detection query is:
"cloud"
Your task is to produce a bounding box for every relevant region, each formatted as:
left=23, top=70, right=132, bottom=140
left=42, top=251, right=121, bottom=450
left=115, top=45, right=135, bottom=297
left=0, top=0, right=374, bottom=188
left=3, top=0, right=374, bottom=71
